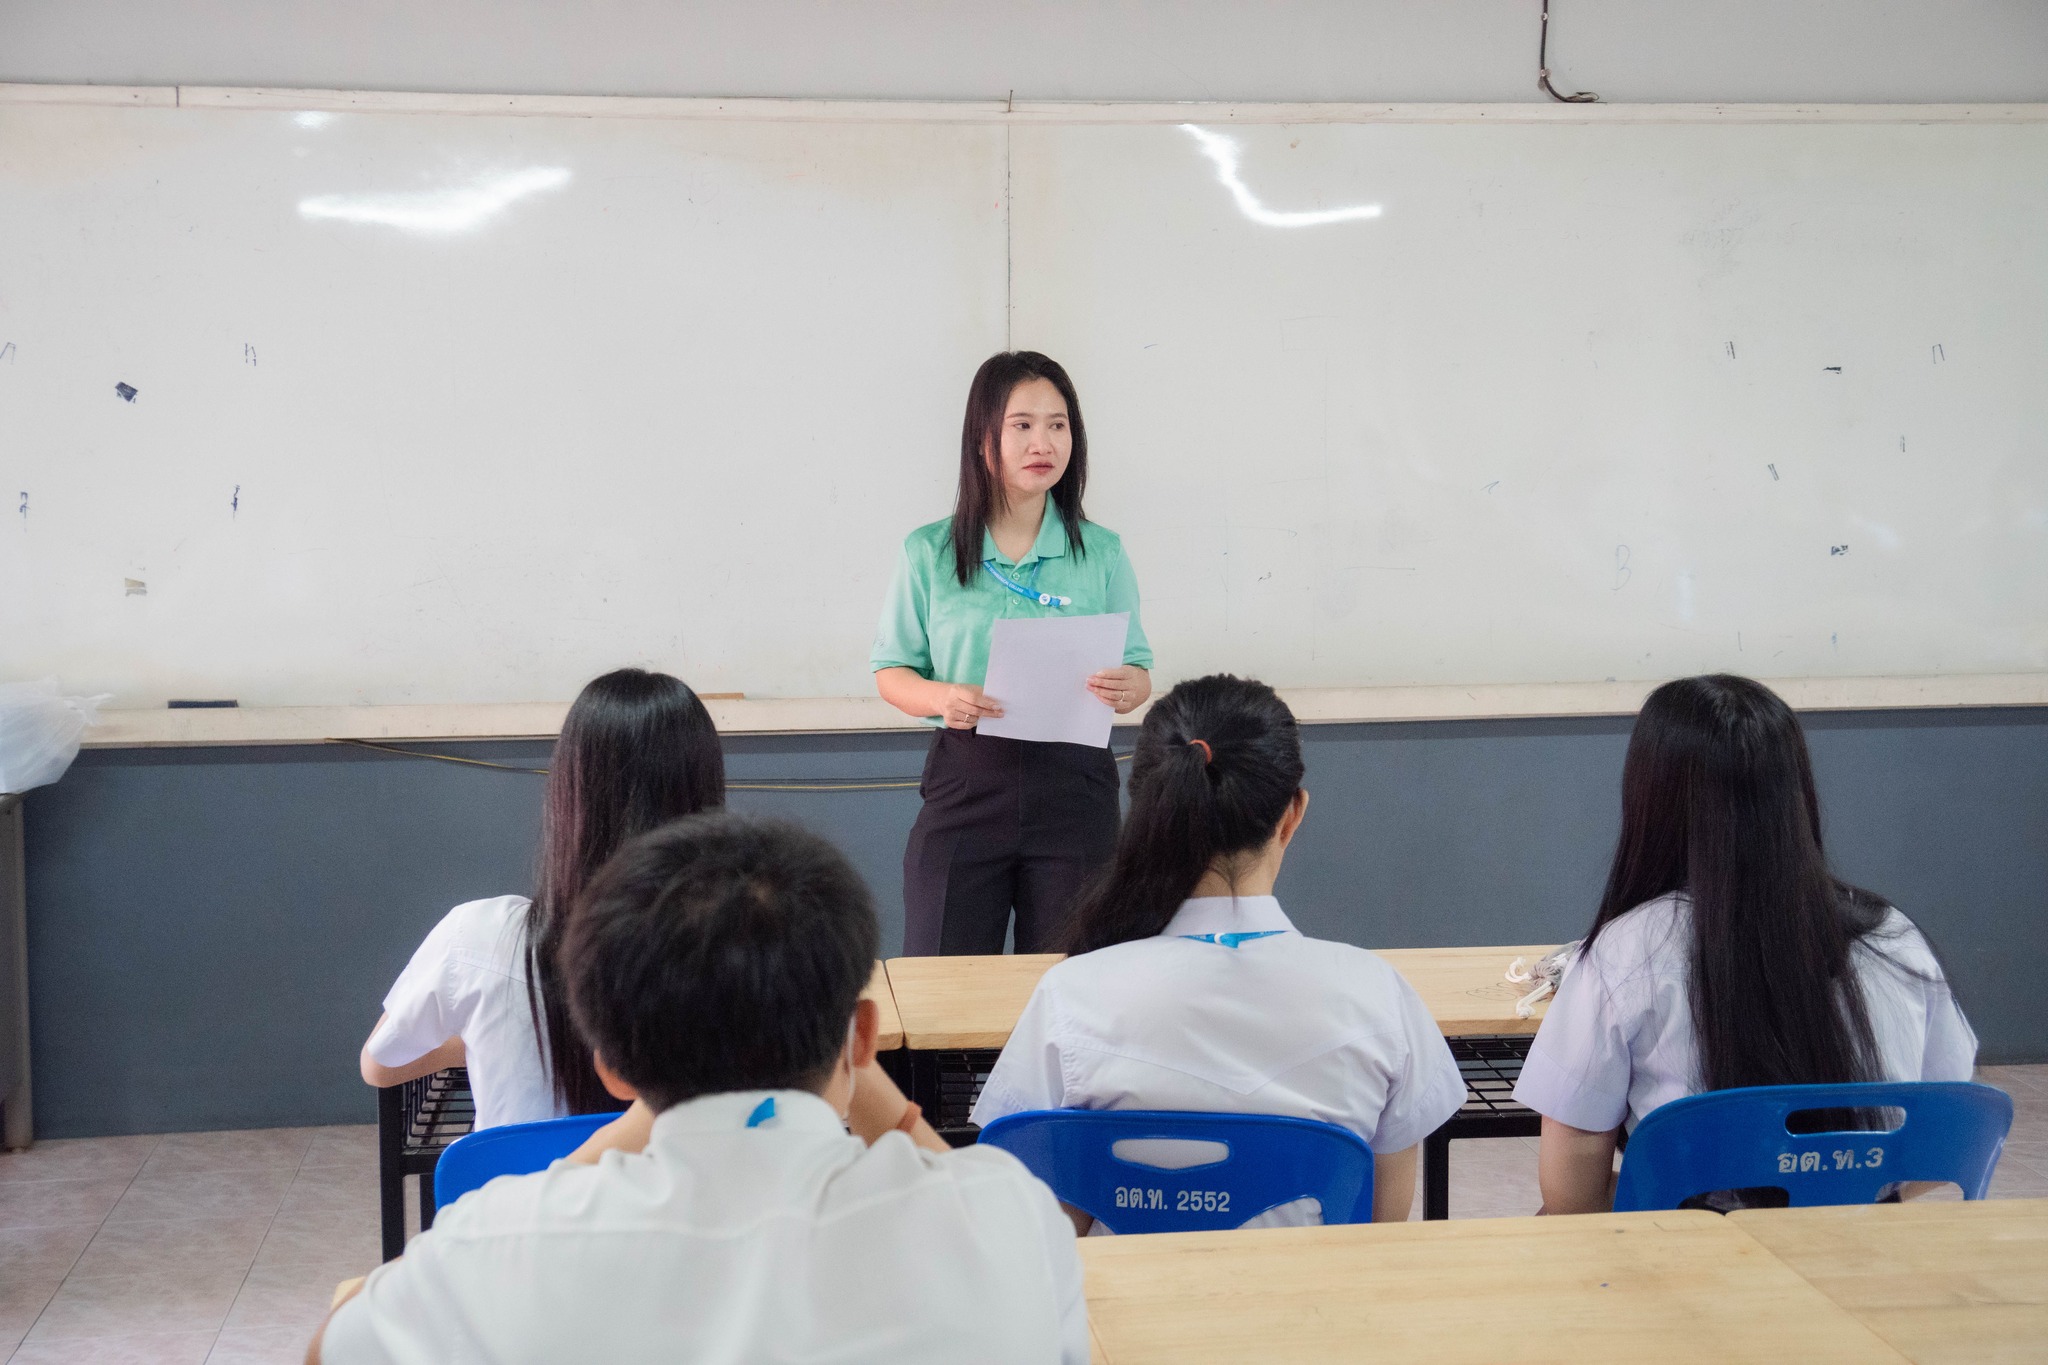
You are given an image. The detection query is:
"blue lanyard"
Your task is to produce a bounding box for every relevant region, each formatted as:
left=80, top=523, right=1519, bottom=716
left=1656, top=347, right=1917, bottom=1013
left=1179, top=931, right=1288, bottom=949
left=983, top=559, right=1072, bottom=609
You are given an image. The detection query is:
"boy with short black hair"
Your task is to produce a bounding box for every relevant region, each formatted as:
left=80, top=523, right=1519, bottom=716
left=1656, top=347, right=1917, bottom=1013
left=313, top=814, right=1088, bottom=1365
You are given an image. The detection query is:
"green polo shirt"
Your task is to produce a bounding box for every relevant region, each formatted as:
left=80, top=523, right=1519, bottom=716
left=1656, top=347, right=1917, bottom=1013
left=871, top=514, right=1153, bottom=709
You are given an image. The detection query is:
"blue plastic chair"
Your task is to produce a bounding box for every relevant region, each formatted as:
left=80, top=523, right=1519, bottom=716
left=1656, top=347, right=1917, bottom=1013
left=977, top=1109, right=1375, bottom=1234
left=433, top=1112, right=617, bottom=1211
left=1611, top=1081, right=2013, bottom=1212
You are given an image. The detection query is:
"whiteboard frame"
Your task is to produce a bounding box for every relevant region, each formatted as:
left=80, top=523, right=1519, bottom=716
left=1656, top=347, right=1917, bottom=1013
left=3, top=82, right=2044, bottom=125
left=8, top=82, right=2043, bottom=744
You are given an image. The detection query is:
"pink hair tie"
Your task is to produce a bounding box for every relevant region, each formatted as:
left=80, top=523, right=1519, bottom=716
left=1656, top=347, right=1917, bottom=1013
left=1187, top=739, right=1213, bottom=764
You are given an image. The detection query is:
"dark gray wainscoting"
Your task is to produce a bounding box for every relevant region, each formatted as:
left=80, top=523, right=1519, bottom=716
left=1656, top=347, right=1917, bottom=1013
left=22, top=706, right=2044, bottom=1137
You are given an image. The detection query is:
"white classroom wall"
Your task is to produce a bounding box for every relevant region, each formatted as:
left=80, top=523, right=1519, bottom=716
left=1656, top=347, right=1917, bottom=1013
left=1, top=0, right=2044, bottom=104
left=5, top=0, right=2046, bottom=725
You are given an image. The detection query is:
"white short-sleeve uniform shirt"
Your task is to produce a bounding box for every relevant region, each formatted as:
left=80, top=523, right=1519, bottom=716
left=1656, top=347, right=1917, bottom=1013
left=970, top=896, right=1466, bottom=1226
left=364, top=895, right=562, bottom=1130
left=321, top=1089, right=1091, bottom=1365
left=1514, top=892, right=1978, bottom=1133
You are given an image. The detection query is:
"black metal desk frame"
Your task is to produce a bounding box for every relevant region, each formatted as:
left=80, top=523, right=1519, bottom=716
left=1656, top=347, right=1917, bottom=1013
left=1421, top=1035, right=1542, bottom=1219
left=375, top=1068, right=475, bottom=1261
left=885, top=1047, right=994, bottom=1148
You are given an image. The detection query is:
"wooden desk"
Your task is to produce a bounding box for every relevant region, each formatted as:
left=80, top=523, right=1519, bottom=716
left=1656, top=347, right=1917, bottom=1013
left=1376, top=944, right=1556, bottom=1036
left=885, top=953, right=1062, bottom=1050
left=883, top=944, right=1554, bottom=1050
left=1080, top=1210, right=1907, bottom=1364
left=863, top=962, right=904, bottom=1052
left=1730, top=1198, right=2048, bottom=1364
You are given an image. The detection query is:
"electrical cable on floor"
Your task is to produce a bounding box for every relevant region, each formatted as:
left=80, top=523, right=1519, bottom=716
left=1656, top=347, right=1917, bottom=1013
left=329, top=737, right=1131, bottom=791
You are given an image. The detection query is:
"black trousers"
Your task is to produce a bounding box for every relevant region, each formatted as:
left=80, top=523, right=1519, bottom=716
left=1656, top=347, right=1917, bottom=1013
left=901, top=728, right=1120, bottom=956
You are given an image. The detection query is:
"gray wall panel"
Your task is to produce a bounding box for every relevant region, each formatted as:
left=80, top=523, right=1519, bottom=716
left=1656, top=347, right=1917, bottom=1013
left=1799, top=710, right=2048, bottom=1049
left=23, top=707, right=2045, bottom=1138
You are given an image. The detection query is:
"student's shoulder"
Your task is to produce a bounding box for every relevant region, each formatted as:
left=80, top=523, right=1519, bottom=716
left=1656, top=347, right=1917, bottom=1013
left=1580, top=893, right=1690, bottom=978
left=1281, top=935, right=1400, bottom=989
left=428, top=895, right=533, bottom=966
left=1037, top=937, right=1162, bottom=993
left=441, top=894, right=531, bottom=935
left=1290, top=937, right=1440, bottom=1020
left=830, top=1132, right=1062, bottom=1220
left=921, top=1139, right=1068, bottom=1204
left=417, top=1159, right=564, bottom=1240
left=835, top=1142, right=1074, bottom=1265
left=1299, top=935, right=1402, bottom=974
left=1859, top=902, right=1943, bottom=976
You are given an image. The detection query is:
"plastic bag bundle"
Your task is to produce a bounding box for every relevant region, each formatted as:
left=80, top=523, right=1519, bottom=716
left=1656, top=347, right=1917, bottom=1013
left=0, top=680, right=110, bottom=794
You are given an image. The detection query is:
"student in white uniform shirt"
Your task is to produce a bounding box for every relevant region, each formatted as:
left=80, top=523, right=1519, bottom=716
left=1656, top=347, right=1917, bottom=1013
left=1514, top=674, right=1978, bottom=1213
left=358, top=670, right=725, bottom=1129
left=314, top=814, right=1089, bottom=1365
left=972, top=674, right=1466, bottom=1229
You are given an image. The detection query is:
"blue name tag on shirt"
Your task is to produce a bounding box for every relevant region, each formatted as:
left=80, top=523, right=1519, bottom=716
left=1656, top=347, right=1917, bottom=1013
left=1178, top=931, right=1287, bottom=949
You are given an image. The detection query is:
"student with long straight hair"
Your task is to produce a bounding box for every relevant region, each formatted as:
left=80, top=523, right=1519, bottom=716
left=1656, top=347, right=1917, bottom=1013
left=1514, top=674, right=1977, bottom=1213
left=971, top=675, right=1465, bottom=1227
left=359, top=668, right=725, bottom=1127
left=873, top=351, right=1153, bottom=955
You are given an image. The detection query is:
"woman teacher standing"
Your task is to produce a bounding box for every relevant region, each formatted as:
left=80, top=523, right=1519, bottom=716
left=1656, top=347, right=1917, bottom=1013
left=874, top=351, right=1152, bottom=955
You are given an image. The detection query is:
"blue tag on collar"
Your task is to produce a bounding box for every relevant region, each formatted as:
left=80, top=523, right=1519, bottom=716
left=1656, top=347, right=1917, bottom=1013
left=745, top=1096, right=776, bottom=1128
left=983, top=560, right=1072, bottom=609
left=1178, top=930, right=1287, bottom=949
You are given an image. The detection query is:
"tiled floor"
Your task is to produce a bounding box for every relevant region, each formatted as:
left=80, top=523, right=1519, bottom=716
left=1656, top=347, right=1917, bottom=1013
left=0, top=1125, right=386, bottom=1364
left=3, top=1066, right=2044, bottom=1363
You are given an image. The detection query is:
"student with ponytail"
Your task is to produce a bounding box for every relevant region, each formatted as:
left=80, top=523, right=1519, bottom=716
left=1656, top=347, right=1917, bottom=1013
left=971, top=674, right=1464, bottom=1227
left=1514, top=674, right=1978, bottom=1213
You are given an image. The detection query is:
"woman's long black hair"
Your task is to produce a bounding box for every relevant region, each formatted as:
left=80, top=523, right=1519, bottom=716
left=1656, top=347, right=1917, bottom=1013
left=1585, top=674, right=1897, bottom=1094
left=1062, top=674, right=1304, bottom=956
left=524, top=668, right=725, bottom=1112
left=949, top=351, right=1090, bottom=586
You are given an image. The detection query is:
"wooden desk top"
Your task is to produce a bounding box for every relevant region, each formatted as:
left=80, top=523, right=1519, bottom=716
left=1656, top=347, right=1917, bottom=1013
left=862, top=962, right=904, bottom=1052
left=884, top=953, right=1063, bottom=1050
left=883, top=944, right=1555, bottom=1050
left=1375, top=944, right=1558, bottom=1037
left=1730, top=1197, right=2048, bottom=1364
left=1080, top=1210, right=1907, bottom=1364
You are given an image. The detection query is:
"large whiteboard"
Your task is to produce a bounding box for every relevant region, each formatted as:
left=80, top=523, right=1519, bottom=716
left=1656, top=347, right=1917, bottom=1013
left=3, top=93, right=2043, bottom=707
left=0, top=96, right=1005, bottom=705
left=1014, top=118, right=2048, bottom=687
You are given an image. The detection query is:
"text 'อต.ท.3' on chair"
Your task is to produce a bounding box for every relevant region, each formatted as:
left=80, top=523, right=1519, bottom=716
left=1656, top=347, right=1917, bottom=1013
left=1609, top=1080, right=2013, bottom=1212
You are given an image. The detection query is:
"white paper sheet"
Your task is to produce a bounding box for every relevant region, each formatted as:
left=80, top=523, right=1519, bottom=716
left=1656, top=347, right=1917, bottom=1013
left=975, top=612, right=1130, bottom=748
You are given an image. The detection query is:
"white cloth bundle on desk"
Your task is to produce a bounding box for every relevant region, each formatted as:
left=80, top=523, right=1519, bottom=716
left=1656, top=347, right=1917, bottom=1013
left=1506, top=942, right=1582, bottom=1018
